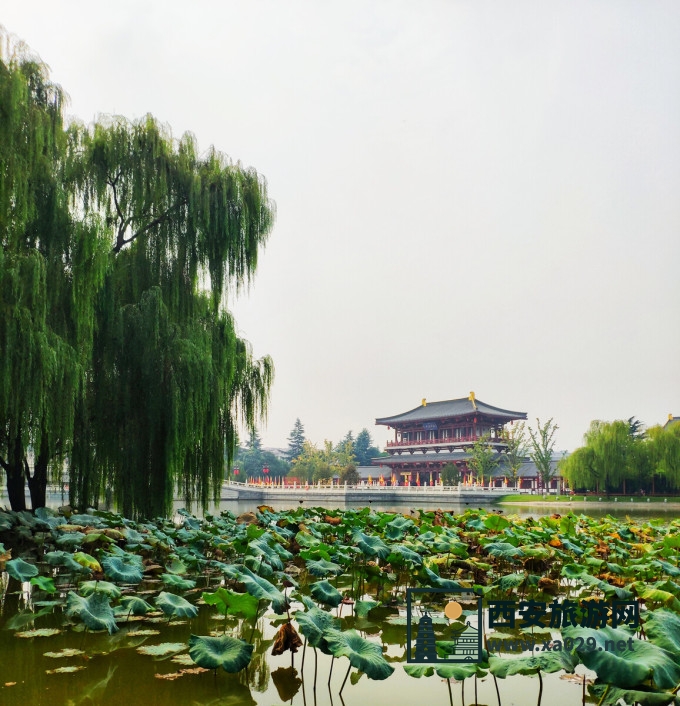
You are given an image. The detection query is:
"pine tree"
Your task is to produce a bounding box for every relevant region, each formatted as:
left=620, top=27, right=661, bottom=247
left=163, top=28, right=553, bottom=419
left=286, top=419, right=306, bottom=462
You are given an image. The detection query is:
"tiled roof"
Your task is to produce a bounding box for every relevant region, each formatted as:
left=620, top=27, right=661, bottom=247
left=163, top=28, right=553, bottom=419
left=376, top=397, right=527, bottom=426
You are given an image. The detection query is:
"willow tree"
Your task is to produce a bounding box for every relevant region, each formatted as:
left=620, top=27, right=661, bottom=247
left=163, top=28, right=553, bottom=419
left=68, top=115, right=275, bottom=518
left=0, top=33, right=108, bottom=510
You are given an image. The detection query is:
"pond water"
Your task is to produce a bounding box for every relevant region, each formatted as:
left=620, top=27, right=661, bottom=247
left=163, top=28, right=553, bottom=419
left=0, top=498, right=673, bottom=706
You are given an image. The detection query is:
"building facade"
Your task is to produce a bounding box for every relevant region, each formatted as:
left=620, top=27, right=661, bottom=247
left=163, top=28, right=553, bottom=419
left=372, top=392, right=529, bottom=485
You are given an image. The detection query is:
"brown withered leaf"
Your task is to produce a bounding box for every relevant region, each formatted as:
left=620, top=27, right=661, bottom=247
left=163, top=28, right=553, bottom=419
left=271, top=620, right=303, bottom=656
left=323, top=515, right=341, bottom=526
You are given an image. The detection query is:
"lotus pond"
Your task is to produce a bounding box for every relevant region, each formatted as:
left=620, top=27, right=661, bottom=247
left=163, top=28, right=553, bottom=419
left=2, top=504, right=680, bottom=706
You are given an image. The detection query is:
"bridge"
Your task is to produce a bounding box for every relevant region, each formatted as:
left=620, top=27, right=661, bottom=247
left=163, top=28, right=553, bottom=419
left=221, top=479, right=519, bottom=504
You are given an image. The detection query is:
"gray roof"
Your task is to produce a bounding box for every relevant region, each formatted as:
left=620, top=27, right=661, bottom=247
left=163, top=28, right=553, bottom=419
left=376, top=397, right=527, bottom=426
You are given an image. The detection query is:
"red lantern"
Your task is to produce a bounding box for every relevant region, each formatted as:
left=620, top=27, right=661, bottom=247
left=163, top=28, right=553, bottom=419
left=233, top=468, right=240, bottom=476
left=263, top=467, right=269, bottom=474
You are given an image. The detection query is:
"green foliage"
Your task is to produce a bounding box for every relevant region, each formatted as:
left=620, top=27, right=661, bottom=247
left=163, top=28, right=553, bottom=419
left=0, top=32, right=275, bottom=518
left=440, top=462, right=460, bottom=486
left=503, top=421, right=528, bottom=487
left=528, top=418, right=558, bottom=489
left=66, top=591, right=118, bottom=633
left=354, top=428, right=381, bottom=466
left=188, top=634, right=253, bottom=673
left=467, top=433, right=499, bottom=484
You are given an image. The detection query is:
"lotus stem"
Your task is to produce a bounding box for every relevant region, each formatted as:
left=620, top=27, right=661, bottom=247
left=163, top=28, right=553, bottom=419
left=537, top=668, right=543, bottom=706
left=313, top=647, right=318, bottom=691
left=462, top=678, right=465, bottom=706
left=582, top=674, right=586, bottom=705
left=249, top=599, right=261, bottom=644
left=595, top=684, right=609, bottom=706
left=446, top=678, right=453, bottom=706
left=475, top=673, right=478, bottom=705
left=493, top=672, right=501, bottom=706
left=301, top=637, right=307, bottom=671
left=328, top=655, right=334, bottom=686
left=339, top=663, right=352, bottom=695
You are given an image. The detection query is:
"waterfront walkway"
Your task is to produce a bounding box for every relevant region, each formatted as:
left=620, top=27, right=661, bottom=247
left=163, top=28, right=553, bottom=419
left=221, top=479, right=517, bottom=503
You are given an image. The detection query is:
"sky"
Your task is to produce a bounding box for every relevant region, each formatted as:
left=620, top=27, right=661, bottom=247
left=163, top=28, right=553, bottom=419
left=3, top=1, right=679, bottom=453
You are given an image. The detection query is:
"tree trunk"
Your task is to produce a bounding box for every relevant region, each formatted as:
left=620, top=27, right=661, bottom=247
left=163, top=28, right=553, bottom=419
left=3, top=432, right=27, bottom=511
left=27, top=434, right=49, bottom=509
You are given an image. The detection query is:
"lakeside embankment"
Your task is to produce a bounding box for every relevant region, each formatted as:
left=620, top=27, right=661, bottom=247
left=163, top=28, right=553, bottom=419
left=499, top=494, right=680, bottom=511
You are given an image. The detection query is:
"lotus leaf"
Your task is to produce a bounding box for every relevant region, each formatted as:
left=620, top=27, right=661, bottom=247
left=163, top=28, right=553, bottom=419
left=56, top=532, right=86, bottom=548
left=324, top=629, right=394, bottom=680
left=436, top=662, right=488, bottom=679
left=271, top=666, right=303, bottom=702
left=28, top=576, right=56, bottom=595
left=155, top=592, right=198, bottom=619
left=119, top=596, right=154, bottom=616
left=44, top=648, right=86, bottom=658
left=295, top=607, right=340, bottom=650
left=403, top=664, right=434, bottom=678
left=161, top=573, right=196, bottom=590
left=305, top=558, right=344, bottom=577
left=354, top=599, right=380, bottom=618
left=202, top=587, right=259, bottom=620
left=102, top=556, right=144, bottom=584
left=589, top=684, right=677, bottom=706
left=80, top=581, right=122, bottom=600
left=137, top=642, right=188, bottom=658
left=563, top=625, right=680, bottom=689
left=188, top=634, right=254, bottom=672
left=15, top=628, right=62, bottom=638
left=353, top=531, right=390, bottom=559
left=310, top=579, right=343, bottom=608
left=66, top=591, right=118, bottom=634
left=237, top=567, right=288, bottom=614
left=6, top=557, right=38, bottom=582
left=488, top=650, right=577, bottom=678
left=271, top=620, right=303, bottom=655
left=73, top=552, right=102, bottom=572
left=387, top=545, right=423, bottom=566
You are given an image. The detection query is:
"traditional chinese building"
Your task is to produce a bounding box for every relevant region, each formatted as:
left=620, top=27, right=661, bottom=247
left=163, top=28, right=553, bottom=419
left=372, top=392, right=527, bottom=485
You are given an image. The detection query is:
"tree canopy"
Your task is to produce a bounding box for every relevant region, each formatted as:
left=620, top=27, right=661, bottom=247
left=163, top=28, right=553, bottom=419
left=0, top=32, right=275, bottom=517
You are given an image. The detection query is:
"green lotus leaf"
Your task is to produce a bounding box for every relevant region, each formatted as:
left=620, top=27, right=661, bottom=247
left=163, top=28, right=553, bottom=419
left=101, top=556, right=143, bottom=584
left=488, top=650, right=577, bottom=678
left=136, top=642, right=188, bottom=658
left=161, top=573, right=197, bottom=590
left=355, top=599, right=380, bottom=618
left=484, top=542, right=524, bottom=559
left=30, top=575, right=56, bottom=593
left=202, top=587, right=259, bottom=620
left=164, top=558, right=188, bottom=575
left=119, top=596, right=154, bottom=616
left=436, top=663, right=488, bottom=679
left=79, top=581, right=122, bottom=600
left=238, top=567, right=288, bottom=614
left=45, top=550, right=92, bottom=574
left=562, top=625, right=680, bottom=689
left=247, top=537, right=284, bottom=570
left=155, top=591, right=198, bottom=619
left=497, top=572, right=527, bottom=591
left=353, top=531, right=390, bottom=559
left=324, top=629, right=394, bottom=680
left=644, top=609, right=680, bottom=655
left=304, top=558, right=344, bottom=577
left=383, top=516, right=415, bottom=540
left=295, top=607, right=340, bottom=650
left=589, top=684, right=676, bottom=706
left=73, top=552, right=102, bottom=573
left=56, top=532, right=86, bottom=548
left=6, top=557, right=39, bottom=582
left=66, top=591, right=118, bottom=634
left=403, top=664, right=434, bottom=678
left=387, top=545, right=423, bottom=566
left=310, top=579, right=343, bottom=608
left=188, top=634, right=254, bottom=672
left=421, top=565, right=462, bottom=590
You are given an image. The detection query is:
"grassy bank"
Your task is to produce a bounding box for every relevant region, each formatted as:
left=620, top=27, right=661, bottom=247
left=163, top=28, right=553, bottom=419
left=498, top=493, right=680, bottom=504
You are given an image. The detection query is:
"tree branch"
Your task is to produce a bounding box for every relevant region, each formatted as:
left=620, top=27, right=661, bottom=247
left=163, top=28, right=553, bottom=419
left=112, top=200, right=186, bottom=253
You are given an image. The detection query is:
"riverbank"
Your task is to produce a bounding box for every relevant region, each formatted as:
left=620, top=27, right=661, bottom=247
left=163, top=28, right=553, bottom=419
left=498, top=494, right=680, bottom=511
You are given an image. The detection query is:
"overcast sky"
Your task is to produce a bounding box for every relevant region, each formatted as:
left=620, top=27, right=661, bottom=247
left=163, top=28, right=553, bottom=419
left=4, top=1, right=679, bottom=453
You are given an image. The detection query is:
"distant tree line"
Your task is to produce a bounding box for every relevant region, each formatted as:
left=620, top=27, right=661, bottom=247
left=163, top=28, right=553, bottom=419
left=231, top=419, right=384, bottom=484
left=560, top=418, right=680, bottom=494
